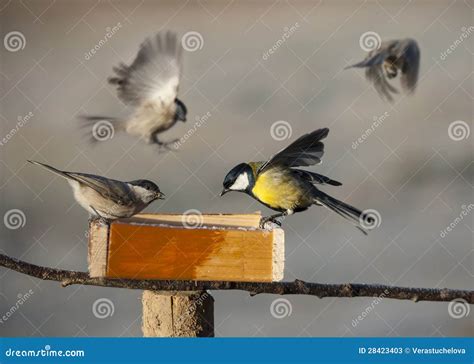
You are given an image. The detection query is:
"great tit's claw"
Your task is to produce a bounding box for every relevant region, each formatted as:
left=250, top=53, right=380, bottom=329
left=259, top=216, right=282, bottom=229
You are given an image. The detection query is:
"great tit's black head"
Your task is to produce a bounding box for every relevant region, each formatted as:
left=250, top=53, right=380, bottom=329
left=129, top=179, right=165, bottom=203
left=174, top=98, right=187, bottom=122
left=220, top=163, right=254, bottom=196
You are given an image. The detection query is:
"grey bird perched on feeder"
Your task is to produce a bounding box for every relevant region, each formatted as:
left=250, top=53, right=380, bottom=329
left=28, top=160, right=164, bottom=220
left=80, top=31, right=187, bottom=148
left=345, top=38, right=420, bottom=102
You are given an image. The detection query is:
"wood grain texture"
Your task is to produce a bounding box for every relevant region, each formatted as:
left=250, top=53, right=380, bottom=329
left=142, top=290, right=214, bottom=337
left=89, top=213, right=285, bottom=282
left=87, top=220, right=109, bottom=277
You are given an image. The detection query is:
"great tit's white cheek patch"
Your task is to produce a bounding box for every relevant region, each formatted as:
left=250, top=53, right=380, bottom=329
left=229, top=172, right=249, bottom=191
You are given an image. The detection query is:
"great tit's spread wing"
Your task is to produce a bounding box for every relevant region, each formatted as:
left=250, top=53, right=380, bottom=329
left=109, top=31, right=182, bottom=107
left=258, top=128, right=329, bottom=174
left=65, top=173, right=137, bottom=207
left=397, top=39, right=420, bottom=93
left=293, top=169, right=342, bottom=186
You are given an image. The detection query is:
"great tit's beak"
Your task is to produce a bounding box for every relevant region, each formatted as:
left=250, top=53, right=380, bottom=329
left=220, top=188, right=229, bottom=197
left=157, top=192, right=165, bottom=200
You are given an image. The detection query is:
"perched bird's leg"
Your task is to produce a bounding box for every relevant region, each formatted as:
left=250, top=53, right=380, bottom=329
left=259, top=211, right=289, bottom=228
left=89, top=206, right=109, bottom=225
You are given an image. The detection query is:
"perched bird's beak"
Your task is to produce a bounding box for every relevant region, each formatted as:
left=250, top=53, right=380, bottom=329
left=181, top=117, right=187, bottom=122
left=220, top=188, right=229, bottom=197
left=156, top=192, right=165, bottom=200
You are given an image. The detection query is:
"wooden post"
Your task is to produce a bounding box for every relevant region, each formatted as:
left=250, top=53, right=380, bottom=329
left=142, top=290, right=214, bottom=337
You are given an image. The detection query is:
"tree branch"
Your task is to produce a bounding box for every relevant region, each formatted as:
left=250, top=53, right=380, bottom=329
left=1, top=253, right=472, bottom=303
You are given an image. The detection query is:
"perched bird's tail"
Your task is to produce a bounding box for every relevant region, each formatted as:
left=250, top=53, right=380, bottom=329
left=78, top=115, right=125, bottom=144
left=313, top=190, right=372, bottom=235
left=27, top=160, right=70, bottom=180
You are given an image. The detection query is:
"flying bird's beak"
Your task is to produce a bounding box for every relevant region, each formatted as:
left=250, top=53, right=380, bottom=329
left=220, top=188, right=229, bottom=197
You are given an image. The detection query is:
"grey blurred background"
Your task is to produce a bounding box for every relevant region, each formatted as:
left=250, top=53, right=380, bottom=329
left=0, top=0, right=472, bottom=337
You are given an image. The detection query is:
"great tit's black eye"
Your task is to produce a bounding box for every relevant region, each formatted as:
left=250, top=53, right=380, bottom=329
left=223, top=163, right=251, bottom=188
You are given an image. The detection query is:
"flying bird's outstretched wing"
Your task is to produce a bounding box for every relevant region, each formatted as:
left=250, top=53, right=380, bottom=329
left=108, top=31, right=182, bottom=107
left=257, top=128, right=329, bottom=174
left=397, top=39, right=420, bottom=93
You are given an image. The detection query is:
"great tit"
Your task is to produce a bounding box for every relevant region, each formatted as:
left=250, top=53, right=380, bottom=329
left=28, top=160, right=164, bottom=220
left=345, top=38, right=420, bottom=102
left=80, top=31, right=187, bottom=148
left=220, top=128, right=372, bottom=234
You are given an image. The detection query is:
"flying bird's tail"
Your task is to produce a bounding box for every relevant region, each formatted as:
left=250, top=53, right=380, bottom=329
left=312, top=189, right=371, bottom=235
left=344, top=61, right=365, bottom=70
left=78, top=115, right=125, bottom=144
left=27, top=160, right=71, bottom=180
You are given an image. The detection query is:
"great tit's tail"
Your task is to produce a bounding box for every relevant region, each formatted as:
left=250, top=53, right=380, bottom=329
left=27, top=160, right=71, bottom=180
left=312, top=190, right=372, bottom=235
left=78, top=115, right=124, bottom=144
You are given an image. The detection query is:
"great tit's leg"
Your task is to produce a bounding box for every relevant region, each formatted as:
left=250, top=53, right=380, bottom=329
left=260, top=211, right=290, bottom=228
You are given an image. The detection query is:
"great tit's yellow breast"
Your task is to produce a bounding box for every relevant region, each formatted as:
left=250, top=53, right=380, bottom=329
left=251, top=168, right=312, bottom=211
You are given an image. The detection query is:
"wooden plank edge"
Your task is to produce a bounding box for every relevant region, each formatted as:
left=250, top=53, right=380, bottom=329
left=118, top=212, right=262, bottom=229
left=88, top=220, right=109, bottom=278
left=272, top=227, right=285, bottom=282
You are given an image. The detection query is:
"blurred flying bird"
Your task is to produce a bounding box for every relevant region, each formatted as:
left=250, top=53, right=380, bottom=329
left=80, top=31, right=187, bottom=148
left=345, top=38, right=420, bottom=102
left=220, top=129, right=372, bottom=234
left=28, top=160, right=164, bottom=220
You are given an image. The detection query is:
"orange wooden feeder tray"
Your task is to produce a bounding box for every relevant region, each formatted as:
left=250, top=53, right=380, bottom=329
left=88, top=213, right=284, bottom=282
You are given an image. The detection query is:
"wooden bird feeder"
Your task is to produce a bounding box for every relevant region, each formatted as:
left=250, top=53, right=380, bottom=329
left=87, top=212, right=284, bottom=337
